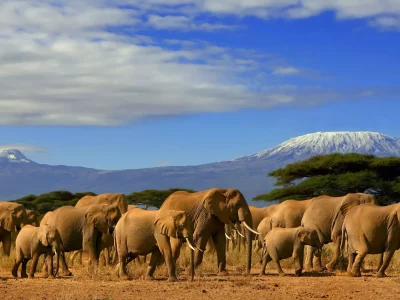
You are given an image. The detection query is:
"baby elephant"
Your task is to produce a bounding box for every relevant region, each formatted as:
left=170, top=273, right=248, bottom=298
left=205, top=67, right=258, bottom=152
left=260, top=227, right=321, bottom=277
left=12, top=224, right=62, bottom=279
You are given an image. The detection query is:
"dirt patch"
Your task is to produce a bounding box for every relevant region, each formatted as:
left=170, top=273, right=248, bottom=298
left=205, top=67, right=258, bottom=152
left=2, top=267, right=400, bottom=300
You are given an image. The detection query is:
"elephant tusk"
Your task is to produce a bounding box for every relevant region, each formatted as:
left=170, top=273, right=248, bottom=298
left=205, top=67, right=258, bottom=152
left=54, top=249, right=57, bottom=256
left=242, top=221, right=261, bottom=235
left=186, top=238, right=196, bottom=252
left=225, top=233, right=232, bottom=240
left=235, top=229, right=245, bottom=238
left=196, top=246, right=204, bottom=253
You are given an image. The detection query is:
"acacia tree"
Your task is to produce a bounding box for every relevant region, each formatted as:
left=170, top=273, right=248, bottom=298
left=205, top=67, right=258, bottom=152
left=126, top=188, right=196, bottom=209
left=254, top=153, right=400, bottom=205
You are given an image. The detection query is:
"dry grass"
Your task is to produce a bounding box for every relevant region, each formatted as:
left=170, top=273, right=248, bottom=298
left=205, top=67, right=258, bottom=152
left=3, top=242, right=400, bottom=280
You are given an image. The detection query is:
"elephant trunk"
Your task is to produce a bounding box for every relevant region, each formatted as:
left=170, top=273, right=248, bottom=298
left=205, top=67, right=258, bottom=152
left=238, top=208, right=252, bottom=275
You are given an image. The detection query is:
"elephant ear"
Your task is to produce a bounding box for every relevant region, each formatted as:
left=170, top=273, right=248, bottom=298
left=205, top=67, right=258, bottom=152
left=339, top=194, right=361, bottom=216
left=154, top=210, right=182, bottom=238
left=202, top=189, right=232, bottom=225
left=85, top=209, right=108, bottom=234
left=0, top=209, right=16, bottom=232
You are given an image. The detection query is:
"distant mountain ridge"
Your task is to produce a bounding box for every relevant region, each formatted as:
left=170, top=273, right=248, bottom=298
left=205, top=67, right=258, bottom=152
left=1, top=131, right=399, bottom=205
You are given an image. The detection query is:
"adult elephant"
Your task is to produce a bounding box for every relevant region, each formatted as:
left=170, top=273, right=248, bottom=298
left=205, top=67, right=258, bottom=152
left=342, top=203, right=397, bottom=277
left=301, top=193, right=378, bottom=272
left=76, top=193, right=128, bottom=214
left=115, top=207, right=196, bottom=281
left=0, top=202, right=28, bottom=256
left=40, top=204, right=121, bottom=276
left=72, top=193, right=127, bottom=266
left=156, top=188, right=259, bottom=280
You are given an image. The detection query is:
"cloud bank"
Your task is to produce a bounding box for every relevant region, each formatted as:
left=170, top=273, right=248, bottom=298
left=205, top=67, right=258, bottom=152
left=0, top=1, right=398, bottom=126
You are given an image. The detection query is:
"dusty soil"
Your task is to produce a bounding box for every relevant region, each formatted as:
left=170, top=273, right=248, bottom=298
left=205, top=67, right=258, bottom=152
left=1, top=267, right=400, bottom=300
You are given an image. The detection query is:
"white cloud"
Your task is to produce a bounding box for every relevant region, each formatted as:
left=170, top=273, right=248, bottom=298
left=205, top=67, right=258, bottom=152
left=0, top=144, right=49, bottom=153
left=146, top=14, right=239, bottom=31
left=369, top=16, right=400, bottom=30
left=0, top=1, right=398, bottom=126
left=273, top=67, right=300, bottom=76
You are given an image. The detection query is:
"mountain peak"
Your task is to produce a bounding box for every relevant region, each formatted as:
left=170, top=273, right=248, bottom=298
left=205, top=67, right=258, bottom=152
left=0, top=149, right=33, bottom=164
left=233, top=131, right=400, bottom=162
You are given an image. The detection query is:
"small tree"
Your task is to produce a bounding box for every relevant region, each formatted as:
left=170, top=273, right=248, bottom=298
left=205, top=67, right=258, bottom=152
left=126, top=188, right=196, bottom=209
left=254, top=153, right=400, bottom=205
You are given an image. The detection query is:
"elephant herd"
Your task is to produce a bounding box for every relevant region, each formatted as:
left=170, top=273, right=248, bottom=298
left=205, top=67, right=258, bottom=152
left=0, top=189, right=399, bottom=282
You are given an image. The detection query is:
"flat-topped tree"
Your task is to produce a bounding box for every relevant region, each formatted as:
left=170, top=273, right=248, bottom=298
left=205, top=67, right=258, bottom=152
left=254, top=153, right=400, bottom=205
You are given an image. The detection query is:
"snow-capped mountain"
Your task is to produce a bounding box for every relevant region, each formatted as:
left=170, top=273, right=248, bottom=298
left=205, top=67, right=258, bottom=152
left=233, top=132, right=400, bottom=162
left=1, top=131, right=399, bottom=203
left=0, top=149, right=34, bottom=164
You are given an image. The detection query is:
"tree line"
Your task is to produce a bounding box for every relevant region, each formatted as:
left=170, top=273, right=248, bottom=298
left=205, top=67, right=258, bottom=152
left=254, top=153, right=400, bottom=205
left=12, top=188, right=195, bottom=215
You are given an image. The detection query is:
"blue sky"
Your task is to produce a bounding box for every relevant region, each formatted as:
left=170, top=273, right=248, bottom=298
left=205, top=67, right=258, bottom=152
left=0, top=1, right=399, bottom=170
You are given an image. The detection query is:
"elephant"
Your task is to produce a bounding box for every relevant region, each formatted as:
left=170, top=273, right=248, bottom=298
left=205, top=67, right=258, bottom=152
left=259, top=227, right=322, bottom=277
left=76, top=193, right=128, bottom=214
left=342, top=203, right=399, bottom=278
left=270, top=200, right=312, bottom=229
left=155, top=188, right=259, bottom=281
left=12, top=224, right=62, bottom=279
left=0, top=202, right=28, bottom=256
left=115, top=206, right=196, bottom=281
left=256, top=216, right=272, bottom=255
left=40, top=204, right=121, bottom=276
left=26, top=209, right=40, bottom=226
left=301, top=193, right=378, bottom=272
left=72, top=194, right=127, bottom=267
left=249, top=204, right=279, bottom=231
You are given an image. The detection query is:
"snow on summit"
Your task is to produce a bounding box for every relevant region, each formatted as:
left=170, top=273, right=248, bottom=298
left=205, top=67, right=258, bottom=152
left=0, top=149, right=32, bottom=164
left=233, top=132, right=400, bottom=162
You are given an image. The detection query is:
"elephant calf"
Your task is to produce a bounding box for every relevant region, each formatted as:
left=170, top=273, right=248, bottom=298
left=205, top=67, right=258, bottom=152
left=115, top=207, right=196, bottom=281
left=12, top=224, right=61, bottom=279
left=260, top=227, right=321, bottom=277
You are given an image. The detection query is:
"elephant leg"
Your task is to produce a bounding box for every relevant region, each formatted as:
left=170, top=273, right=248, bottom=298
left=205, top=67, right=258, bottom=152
left=60, top=252, right=73, bottom=276
left=377, top=250, right=395, bottom=278
left=312, top=246, right=326, bottom=272
left=304, top=245, right=313, bottom=272
left=269, top=248, right=285, bottom=276
left=46, top=253, right=55, bottom=278
left=212, top=230, right=228, bottom=275
left=29, top=254, right=40, bottom=279
left=146, top=249, right=162, bottom=280
left=21, top=259, right=29, bottom=278
left=351, top=249, right=368, bottom=277
left=117, top=252, right=130, bottom=280
left=375, top=253, right=383, bottom=273
left=2, top=233, right=11, bottom=256
left=41, top=253, right=48, bottom=275
left=12, top=253, right=23, bottom=278
left=155, top=231, right=177, bottom=282
left=326, top=239, right=341, bottom=271
left=293, top=248, right=304, bottom=276
left=347, top=253, right=356, bottom=276
left=259, top=253, right=271, bottom=276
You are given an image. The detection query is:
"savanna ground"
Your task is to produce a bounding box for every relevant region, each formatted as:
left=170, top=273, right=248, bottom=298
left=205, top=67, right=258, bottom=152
left=1, top=244, right=400, bottom=300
